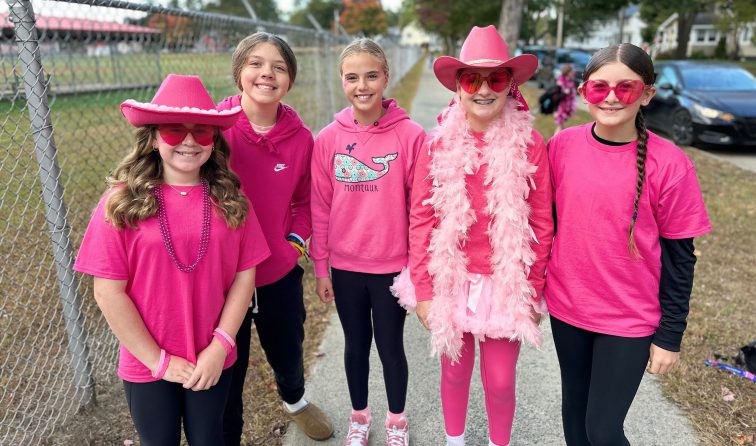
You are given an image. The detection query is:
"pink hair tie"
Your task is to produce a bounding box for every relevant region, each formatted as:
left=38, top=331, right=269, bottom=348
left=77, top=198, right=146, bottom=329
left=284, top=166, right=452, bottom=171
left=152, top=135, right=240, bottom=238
left=213, top=328, right=235, bottom=354
left=152, top=349, right=170, bottom=380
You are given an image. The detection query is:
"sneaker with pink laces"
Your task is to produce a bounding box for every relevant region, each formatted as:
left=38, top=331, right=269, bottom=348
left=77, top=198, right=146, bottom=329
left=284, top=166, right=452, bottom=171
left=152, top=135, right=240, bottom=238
left=345, top=410, right=372, bottom=446
left=385, top=417, right=409, bottom=446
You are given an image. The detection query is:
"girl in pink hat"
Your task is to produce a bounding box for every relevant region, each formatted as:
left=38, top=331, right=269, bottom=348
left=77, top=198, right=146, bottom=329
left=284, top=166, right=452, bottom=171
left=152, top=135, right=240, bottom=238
left=216, top=32, right=333, bottom=444
left=310, top=38, right=425, bottom=446
left=74, top=74, right=271, bottom=445
left=545, top=44, right=710, bottom=445
left=391, top=25, right=553, bottom=446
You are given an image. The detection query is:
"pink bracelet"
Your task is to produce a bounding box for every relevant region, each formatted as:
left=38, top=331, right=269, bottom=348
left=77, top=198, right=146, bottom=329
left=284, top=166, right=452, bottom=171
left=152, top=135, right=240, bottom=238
left=151, top=349, right=170, bottom=379
left=213, top=328, right=235, bottom=354
left=213, top=327, right=235, bottom=348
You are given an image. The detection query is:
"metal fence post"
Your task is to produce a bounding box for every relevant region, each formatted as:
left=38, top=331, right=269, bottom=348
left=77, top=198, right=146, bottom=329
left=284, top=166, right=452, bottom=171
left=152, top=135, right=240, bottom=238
left=6, top=0, right=95, bottom=408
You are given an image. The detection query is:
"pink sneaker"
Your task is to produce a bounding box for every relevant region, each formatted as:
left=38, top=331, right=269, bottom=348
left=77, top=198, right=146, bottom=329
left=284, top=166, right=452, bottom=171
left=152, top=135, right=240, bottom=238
left=385, top=417, right=409, bottom=446
left=345, top=410, right=372, bottom=446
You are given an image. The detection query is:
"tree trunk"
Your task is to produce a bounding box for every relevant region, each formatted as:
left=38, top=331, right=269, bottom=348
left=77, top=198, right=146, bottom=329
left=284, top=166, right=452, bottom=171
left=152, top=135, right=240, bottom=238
left=675, top=11, right=697, bottom=59
left=498, top=0, right=525, bottom=52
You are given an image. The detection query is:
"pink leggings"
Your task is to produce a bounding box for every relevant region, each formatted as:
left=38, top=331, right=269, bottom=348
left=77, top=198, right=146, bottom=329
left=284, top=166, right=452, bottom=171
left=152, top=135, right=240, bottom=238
left=441, top=332, right=520, bottom=445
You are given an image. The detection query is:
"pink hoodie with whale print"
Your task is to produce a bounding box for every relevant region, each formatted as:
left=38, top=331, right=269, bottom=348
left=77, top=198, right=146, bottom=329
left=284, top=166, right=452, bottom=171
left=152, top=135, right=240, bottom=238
left=310, top=99, right=425, bottom=278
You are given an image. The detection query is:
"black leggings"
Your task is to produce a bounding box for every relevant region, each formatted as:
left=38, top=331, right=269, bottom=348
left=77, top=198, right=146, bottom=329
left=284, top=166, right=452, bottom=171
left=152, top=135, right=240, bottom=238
left=551, top=316, right=652, bottom=446
left=223, top=265, right=306, bottom=445
left=123, top=369, right=233, bottom=446
left=332, top=268, right=408, bottom=414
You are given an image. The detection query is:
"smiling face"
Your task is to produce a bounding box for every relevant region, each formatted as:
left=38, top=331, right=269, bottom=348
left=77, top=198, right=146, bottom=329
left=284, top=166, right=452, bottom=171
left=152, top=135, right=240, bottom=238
left=154, top=123, right=214, bottom=184
left=238, top=42, right=291, bottom=108
left=341, top=52, right=389, bottom=124
left=456, top=67, right=512, bottom=132
left=580, top=61, right=655, bottom=136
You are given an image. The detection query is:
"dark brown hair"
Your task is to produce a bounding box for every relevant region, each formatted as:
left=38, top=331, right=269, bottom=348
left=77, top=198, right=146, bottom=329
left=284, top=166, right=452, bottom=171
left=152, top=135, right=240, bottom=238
left=583, top=43, right=655, bottom=257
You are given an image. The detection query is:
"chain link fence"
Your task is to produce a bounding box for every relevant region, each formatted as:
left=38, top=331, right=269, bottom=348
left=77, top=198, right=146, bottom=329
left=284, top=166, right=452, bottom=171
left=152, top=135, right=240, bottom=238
left=0, top=0, right=421, bottom=443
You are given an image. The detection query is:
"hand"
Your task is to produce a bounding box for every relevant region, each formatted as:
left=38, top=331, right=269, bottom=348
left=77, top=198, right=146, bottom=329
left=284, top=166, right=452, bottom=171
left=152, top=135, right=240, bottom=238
left=647, top=344, right=680, bottom=375
left=316, top=277, right=334, bottom=303
left=162, top=355, right=195, bottom=384
left=529, top=306, right=543, bottom=325
left=415, top=300, right=431, bottom=331
left=184, top=339, right=227, bottom=391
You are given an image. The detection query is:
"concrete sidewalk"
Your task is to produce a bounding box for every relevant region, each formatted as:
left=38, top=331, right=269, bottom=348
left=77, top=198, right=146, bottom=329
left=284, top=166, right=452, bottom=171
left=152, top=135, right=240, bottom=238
left=283, top=64, right=698, bottom=445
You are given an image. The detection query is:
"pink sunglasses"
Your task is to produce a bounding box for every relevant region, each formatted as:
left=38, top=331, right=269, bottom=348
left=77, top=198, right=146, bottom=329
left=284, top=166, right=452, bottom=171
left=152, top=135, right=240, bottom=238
left=580, top=80, right=651, bottom=105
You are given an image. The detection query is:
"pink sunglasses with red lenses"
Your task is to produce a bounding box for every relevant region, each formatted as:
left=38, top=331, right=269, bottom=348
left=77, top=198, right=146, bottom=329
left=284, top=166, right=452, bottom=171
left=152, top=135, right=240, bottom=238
left=458, top=71, right=512, bottom=94
left=158, top=125, right=216, bottom=146
left=580, top=80, right=650, bottom=105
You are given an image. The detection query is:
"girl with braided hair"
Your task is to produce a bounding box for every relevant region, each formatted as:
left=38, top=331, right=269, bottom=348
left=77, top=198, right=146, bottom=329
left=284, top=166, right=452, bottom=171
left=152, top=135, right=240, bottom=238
left=545, top=43, right=711, bottom=445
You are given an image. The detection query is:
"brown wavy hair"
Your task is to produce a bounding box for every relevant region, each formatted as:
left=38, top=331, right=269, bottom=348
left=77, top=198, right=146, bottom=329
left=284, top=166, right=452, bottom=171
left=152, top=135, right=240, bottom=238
left=104, top=126, right=248, bottom=229
left=583, top=43, right=655, bottom=258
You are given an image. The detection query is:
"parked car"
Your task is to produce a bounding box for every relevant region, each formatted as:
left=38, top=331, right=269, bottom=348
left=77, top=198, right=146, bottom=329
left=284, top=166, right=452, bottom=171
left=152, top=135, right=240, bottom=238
left=520, top=46, right=556, bottom=88
left=644, top=61, right=756, bottom=146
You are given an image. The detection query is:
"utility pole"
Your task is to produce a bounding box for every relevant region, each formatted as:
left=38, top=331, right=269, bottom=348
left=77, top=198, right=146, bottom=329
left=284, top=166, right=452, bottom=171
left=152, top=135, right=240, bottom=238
left=556, top=0, right=564, bottom=48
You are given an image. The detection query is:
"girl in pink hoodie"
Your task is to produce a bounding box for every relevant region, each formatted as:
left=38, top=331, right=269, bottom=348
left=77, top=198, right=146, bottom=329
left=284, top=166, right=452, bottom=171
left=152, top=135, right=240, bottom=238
left=390, top=26, right=553, bottom=446
left=217, top=32, right=333, bottom=444
left=310, top=38, right=425, bottom=446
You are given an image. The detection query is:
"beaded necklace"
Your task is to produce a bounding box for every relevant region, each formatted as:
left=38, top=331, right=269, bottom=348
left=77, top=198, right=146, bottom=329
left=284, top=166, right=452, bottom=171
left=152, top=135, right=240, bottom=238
left=154, top=179, right=211, bottom=273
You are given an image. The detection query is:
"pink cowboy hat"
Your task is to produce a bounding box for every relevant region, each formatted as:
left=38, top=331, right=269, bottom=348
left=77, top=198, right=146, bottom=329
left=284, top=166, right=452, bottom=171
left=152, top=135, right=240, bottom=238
left=433, top=25, right=538, bottom=92
left=120, top=74, right=242, bottom=129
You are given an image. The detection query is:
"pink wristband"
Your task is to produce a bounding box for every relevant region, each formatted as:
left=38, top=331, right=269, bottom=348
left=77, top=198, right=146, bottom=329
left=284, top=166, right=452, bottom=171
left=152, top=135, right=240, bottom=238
left=151, top=349, right=170, bottom=379
left=213, top=327, right=235, bottom=348
left=213, top=328, right=235, bottom=354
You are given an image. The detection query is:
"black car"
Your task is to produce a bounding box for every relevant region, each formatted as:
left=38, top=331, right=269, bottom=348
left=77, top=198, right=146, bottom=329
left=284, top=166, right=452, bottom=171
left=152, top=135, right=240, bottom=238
left=644, top=61, right=756, bottom=146
left=520, top=46, right=556, bottom=88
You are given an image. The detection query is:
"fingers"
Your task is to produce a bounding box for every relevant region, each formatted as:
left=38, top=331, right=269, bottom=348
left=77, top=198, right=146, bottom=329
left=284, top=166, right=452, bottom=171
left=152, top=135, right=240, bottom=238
left=183, top=368, right=201, bottom=389
left=416, top=313, right=430, bottom=331
left=164, top=357, right=194, bottom=384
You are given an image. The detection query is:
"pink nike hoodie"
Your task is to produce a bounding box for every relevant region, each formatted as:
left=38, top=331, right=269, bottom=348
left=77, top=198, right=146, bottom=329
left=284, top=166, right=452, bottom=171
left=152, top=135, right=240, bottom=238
left=310, top=99, right=426, bottom=278
left=218, top=95, right=313, bottom=287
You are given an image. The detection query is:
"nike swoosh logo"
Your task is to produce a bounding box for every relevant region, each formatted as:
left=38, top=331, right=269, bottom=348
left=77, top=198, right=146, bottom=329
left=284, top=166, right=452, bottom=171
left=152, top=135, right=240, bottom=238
left=274, top=164, right=288, bottom=172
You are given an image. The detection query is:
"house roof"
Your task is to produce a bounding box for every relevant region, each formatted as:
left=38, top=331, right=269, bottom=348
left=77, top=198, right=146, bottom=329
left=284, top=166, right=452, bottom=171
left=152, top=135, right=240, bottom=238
left=1, top=13, right=160, bottom=34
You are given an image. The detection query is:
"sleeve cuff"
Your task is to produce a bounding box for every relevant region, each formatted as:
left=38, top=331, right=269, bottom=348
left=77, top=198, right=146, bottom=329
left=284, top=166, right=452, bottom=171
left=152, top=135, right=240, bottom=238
left=313, top=259, right=330, bottom=278
left=652, top=328, right=683, bottom=352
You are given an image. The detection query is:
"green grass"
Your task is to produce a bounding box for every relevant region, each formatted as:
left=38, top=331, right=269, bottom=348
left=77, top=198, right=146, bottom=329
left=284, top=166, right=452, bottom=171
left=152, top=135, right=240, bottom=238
left=387, top=55, right=426, bottom=113
left=740, top=60, right=756, bottom=76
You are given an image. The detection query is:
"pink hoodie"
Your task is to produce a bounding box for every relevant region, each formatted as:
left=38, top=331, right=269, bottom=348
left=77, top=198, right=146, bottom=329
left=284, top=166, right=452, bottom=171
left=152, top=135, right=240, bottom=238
left=218, top=96, right=313, bottom=287
left=310, top=99, right=426, bottom=278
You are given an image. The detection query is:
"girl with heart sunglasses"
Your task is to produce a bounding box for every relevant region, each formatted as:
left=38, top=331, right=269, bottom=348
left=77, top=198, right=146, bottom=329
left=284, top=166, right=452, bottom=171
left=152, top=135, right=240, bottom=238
left=545, top=43, right=711, bottom=445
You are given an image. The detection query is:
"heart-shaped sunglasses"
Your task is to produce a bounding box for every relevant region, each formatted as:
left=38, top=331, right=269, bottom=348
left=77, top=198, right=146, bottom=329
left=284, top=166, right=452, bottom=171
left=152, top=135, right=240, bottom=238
left=579, top=80, right=652, bottom=105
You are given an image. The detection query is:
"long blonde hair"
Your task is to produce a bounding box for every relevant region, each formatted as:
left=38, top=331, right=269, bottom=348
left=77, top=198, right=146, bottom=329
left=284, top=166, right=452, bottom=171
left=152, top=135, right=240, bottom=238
left=104, top=126, right=248, bottom=229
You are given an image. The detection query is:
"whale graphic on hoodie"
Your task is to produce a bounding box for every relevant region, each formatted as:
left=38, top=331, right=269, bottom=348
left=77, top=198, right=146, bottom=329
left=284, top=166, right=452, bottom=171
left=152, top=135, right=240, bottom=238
left=334, top=152, right=398, bottom=183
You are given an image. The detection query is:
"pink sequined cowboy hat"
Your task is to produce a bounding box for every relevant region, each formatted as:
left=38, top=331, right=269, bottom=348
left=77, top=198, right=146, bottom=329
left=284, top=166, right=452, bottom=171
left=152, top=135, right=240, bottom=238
left=433, top=25, right=538, bottom=92
left=120, top=74, right=242, bottom=129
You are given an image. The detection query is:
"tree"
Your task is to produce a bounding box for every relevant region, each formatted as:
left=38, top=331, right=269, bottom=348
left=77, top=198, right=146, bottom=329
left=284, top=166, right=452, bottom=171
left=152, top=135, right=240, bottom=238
left=498, top=0, right=525, bottom=48
left=415, top=0, right=501, bottom=54
left=639, top=0, right=708, bottom=59
left=340, top=0, right=388, bottom=37
left=203, top=0, right=281, bottom=22
left=289, top=0, right=341, bottom=30
left=717, top=0, right=756, bottom=59
left=521, top=0, right=553, bottom=45
left=558, top=0, right=631, bottom=43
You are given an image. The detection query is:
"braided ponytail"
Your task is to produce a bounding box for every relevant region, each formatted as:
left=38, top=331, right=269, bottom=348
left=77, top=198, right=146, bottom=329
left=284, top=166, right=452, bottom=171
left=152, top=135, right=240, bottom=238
left=628, top=111, right=648, bottom=258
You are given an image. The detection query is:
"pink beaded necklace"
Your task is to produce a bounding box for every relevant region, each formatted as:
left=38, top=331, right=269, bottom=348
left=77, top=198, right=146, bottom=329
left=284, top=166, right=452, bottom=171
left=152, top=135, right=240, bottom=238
left=154, top=178, right=211, bottom=273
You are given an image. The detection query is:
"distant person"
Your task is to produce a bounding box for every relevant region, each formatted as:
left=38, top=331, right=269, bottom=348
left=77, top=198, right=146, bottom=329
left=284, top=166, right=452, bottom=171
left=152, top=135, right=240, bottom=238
left=310, top=38, right=425, bottom=446
left=74, top=74, right=270, bottom=444
left=392, top=25, right=553, bottom=446
left=546, top=43, right=711, bottom=445
left=217, top=32, right=333, bottom=444
left=554, top=63, right=576, bottom=134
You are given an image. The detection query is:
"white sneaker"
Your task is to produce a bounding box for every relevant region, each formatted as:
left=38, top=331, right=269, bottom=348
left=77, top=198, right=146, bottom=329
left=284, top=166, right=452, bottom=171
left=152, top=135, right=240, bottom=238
left=345, top=411, right=371, bottom=446
left=386, top=419, right=409, bottom=446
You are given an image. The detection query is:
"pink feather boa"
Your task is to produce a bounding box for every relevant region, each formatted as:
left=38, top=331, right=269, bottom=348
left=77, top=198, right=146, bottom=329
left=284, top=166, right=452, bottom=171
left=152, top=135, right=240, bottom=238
left=391, top=98, right=546, bottom=361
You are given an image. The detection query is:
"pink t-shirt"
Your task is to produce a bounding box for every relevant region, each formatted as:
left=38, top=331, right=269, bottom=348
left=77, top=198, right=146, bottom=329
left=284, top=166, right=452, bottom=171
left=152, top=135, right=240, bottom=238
left=74, top=185, right=270, bottom=382
left=545, top=124, right=711, bottom=337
